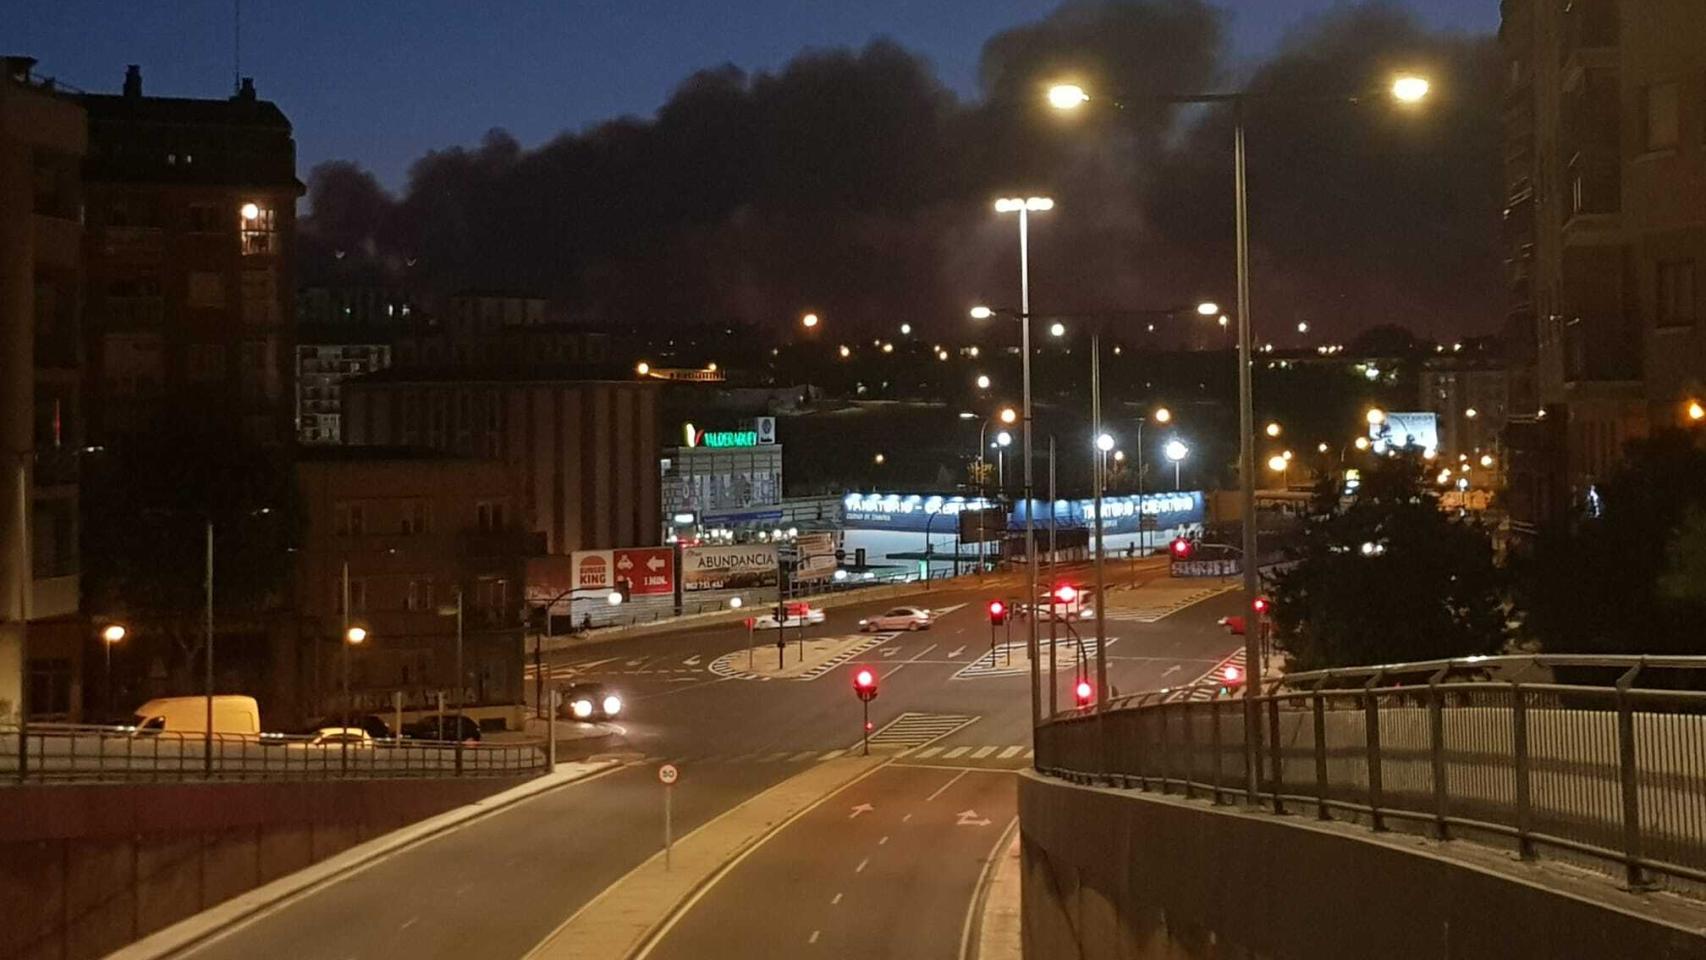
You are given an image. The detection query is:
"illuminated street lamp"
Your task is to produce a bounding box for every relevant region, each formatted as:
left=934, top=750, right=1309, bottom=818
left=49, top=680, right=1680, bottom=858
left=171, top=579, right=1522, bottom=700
left=976, top=374, right=991, bottom=390
left=1153, top=407, right=1172, bottom=424
left=101, top=624, right=127, bottom=713
left=1392, top=74, right=1431, bottom=103
left=1688, top=400, right=1706, bottom=423
left=899, top=323, right=912, bottom=336
left=1196, top=301, right=1220, bottom=316
left=1164, top=438, right=1189, bottom=490
left=1047, top=83, right=1090, bottom=110
left=1465, top=407, right=1479, bottom=419
left=838, top=345, right=851, bottom=359
left=1354, top=436, right=1371, bottom=451
left=1366, top=408, right=1387, bottom=426
left=607, top=590, right=625, bottom=606
left=635, top=361, right=651, bottom=376
left=1264, top=421, right=1282, bottom=438
left=1049, top=321, right=1066, bottom=338
left=1480, top=454, right=1495, bottom=468
left=1096, top=433, right=1115, bottom=452
left=341, top=624, right=368, bottom=738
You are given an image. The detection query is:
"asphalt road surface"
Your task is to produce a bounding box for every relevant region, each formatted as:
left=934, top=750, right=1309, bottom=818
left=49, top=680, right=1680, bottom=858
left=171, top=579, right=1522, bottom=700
left=181, top=562, right=1243, bottom=959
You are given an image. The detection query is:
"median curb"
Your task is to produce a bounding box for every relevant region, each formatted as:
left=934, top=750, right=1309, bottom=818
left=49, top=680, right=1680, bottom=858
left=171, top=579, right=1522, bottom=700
left=108, top=760, right=619, bottom=960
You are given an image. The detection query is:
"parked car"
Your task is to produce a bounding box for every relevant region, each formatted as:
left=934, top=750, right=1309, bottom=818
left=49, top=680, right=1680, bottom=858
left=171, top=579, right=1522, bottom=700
left=126, top=695, right=260, bottom=737
left=403, top=714, right=483, bottom=742
left=307, top=727, right=374, bottom=748
left=301, top=714, right=394, bottom=741
left=558, top=682, right=624, bottom=722
left=859, top=606, right=934, bottom=632
left=753, top=602, right=826, bottom=629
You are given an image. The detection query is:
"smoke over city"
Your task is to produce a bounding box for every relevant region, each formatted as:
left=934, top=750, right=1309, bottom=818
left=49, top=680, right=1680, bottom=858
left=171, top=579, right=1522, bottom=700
left=301, top=0, right=1500, bottom=342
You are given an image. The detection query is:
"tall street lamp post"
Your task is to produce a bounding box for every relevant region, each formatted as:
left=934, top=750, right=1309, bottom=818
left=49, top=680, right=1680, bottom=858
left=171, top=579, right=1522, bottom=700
left=100, top=624, right=126, bottom=716
left=1048, top=73, right=1431, bottom=802
left=989, top=194, right=1052, bottom=731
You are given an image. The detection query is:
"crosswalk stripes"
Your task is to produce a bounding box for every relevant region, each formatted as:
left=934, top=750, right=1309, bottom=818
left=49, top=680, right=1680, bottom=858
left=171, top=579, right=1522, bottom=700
left=1175, top=648, right=1247, bottom=701
left=865, top=711, right=978, bottom=749
left=625, top=741, right=1035, bottom=768
left=706, top=634, right=891, bottom=681
left=1099, top=581, right=1239, bottom=623
left=953, top=636, right=1105, bottom=680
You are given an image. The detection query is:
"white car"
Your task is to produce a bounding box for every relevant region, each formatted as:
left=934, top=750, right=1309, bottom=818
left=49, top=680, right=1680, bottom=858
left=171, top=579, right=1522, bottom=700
left=859, top=606, right=934, bottom=632
left=307, top=727, right=374, bottom=748
left=752, top=603, right=827, bottom=629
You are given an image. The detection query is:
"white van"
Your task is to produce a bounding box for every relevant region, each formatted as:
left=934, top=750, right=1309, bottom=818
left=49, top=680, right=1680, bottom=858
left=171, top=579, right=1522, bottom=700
left=129, top=696, right=261, bottom=737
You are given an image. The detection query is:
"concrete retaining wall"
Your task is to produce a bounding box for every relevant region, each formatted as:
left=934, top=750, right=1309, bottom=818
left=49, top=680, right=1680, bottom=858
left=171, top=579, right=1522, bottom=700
left=1018, top=770, right=1706, bottom=960
left=0, top=776, right=528, bottom=960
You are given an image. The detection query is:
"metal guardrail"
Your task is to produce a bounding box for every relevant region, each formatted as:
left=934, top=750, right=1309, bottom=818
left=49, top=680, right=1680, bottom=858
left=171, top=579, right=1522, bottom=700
left=1, top=723, right=549, bottom=784
left=1035, top=654, right=1706, bottom=890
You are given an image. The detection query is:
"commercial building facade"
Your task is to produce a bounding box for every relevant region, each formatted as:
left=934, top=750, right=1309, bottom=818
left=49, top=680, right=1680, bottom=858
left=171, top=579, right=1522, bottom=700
left=1501, top=0, right=1706, bottom=526
left=0, top=57, right=87, bottom=722
left=342, top=368, right=661, bottom=555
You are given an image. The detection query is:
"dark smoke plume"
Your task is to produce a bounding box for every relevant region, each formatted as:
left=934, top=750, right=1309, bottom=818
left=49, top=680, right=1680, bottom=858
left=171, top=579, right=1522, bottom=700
left=299, top=1, right=1500, bottom=342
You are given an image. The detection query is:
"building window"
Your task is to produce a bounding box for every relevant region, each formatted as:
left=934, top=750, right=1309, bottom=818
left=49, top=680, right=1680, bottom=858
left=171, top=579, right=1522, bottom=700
left=401, top=500, right=431, bottom=535
left=185, top=343, right=226, bottom=382
left=406, top=577, right=435, bottom=612
left=239, top=203, right=277, bottom=255
left=187, top=203, right=220, bottom=233
left=335, top=501, right=365, bottom=536
left=240, top=269, right=279, bottom=325
left=476, top=500, right=506, bottom=532
left=1644, top=83, right=1680, bottom=152
left=1658, top=261, right=1697, bottom=328
left=187, top=272, right=225, bottom=308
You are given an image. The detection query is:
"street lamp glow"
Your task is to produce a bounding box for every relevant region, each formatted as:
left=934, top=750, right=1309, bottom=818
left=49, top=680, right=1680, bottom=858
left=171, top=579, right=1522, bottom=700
left=635, top=361, right=651, bottom=376
left=995, top=431, right=1013, bottom=447
left=1047, top=83, right=1090, bottom=110
left=102, top=624, right=127, bottom=644
left=900, top=323, right=912, bottom=335
left=1267, top=455, right=1287, bottom=473
left=993, top=196, right=1055, bottom=213
left=976, top=374, right=991, bottom=389
left=1196, top=302, right=1220, bottom=317
left=728, top=596, right=743, bottom=609
left=607, top=591, right=624, bottom=606
left=345, top=626, right=367, bottom=645
left=1391, top=75, right=1431, bottom=104
left=1218, top=315, right=1230, bottom=328
left=1354, top=436, right=1371, bottom=451
left=1366, top=408, right=1387, bottom=425
left=1048, top=321, right=1066, bottom=338
left=1264, top=421, right=1282, bottom=438
left=1480, top=454, right=1495, bottom=468
left=998, top=407, right=1018, bottom=425
left=1164, top=439, right=1189, bottom=462
left=801, top=312, right=819, bottom=328
left=873, top=452, right=886, bottom=464
left=1153, top=407, right=1172, bottom=424
left=1282, top=449, right=1293, bottom=461
left=1688, top=400, right=1706, bottom=422
left=969, top=305, right=994, bottom=320
left=881, top=342, right=894, bottom=353
left=838, top=345, right=851, bottom=358
left=1297, top=322, right=1310, bottom=334
left=1096, top=433, right=1115, bottom=452
left=240, top=202, right=260, bottom=221
left=1113, top=450, right=1125, bottom=462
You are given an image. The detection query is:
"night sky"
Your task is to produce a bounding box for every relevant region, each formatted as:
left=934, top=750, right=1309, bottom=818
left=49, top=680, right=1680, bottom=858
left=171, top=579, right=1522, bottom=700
left=15, top=0, right=1496, bottom=189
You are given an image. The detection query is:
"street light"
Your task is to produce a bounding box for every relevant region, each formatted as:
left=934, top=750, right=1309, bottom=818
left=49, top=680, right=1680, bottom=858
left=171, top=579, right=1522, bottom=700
left=1153, top=407, right=1172, bottom=425
left=1688, top=400, right=1706, bottom=423
left=636, top=362, right=651, bottom=376
left=1354, top=436, right=1371, bottom=451
left=801, top=312, right=820, bottom=329
left=1164, top=438, right=1189, bottom=490
left=342, top=624, right=367, bottom=736
left=838, top=345, right=851, bottom=359
left=1465, top=407, right=1479, bottom=419
left=101, top=624, right=127, bottom=714
left=1048, top=321, right=1066, bottom=338
left=1047, top=83, right=1090, bottom=110
left=975, top=374, right=991, bottom=390
left=607, top=590, right=624, bottom=606
left=899, top=323, right=912, bottom=335
left=1264, top=421, right=1282, bottom=438
left=1196, top=301, right=1220, bottom=316
left=992, top=196, right=1052, bottom=731
left=1391, top=74, right=1431, bottom=103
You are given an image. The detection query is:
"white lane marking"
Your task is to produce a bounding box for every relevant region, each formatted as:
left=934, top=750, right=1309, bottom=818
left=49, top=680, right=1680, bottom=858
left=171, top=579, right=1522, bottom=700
left=902, top=813, right=913, bottom=823
left=788, top=751, right=816, bottom=763
left=880, top=643, right=937, bottom=680
left=810, top=930, right=821, bottom=944
left=946, top=645, right=966, bottom=659
left=1161, top=664, right=1182, bottom=678
left=761, top=752, right=789, bottom=763
left=683, top=655, right=702, bottom=666
left=398, top=916, right=419, bottom=931
left=819, top=749, right=846, bottom=761
left=943, top=746, right=971, bottom=759
left=855, top=857, right=869, bottom=873
left=925, top=769, right=970, bottom=802
left=998, top=746, right=1025, bottom=759
left=971, top=746, right=997, bottom=759
left=880, top=646, right=901, bottom=657
left=832, top=892, right=843, bottom=905
left=878, top=835, right=889, bottom=845
left=849, top=803, right=874, bottom=820
left=915, top=746, right=945, bottom=758
left=1023, top=749, right=1034, bottom=758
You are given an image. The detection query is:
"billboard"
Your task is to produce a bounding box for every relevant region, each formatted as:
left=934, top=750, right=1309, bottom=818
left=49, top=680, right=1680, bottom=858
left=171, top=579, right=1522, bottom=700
left=794, top=532, right=838, bottom=582
left=572, top=550, right=614, bottom=590
left=1370, top=411, right=1439, bottom=453
left=842, top=493, right=1000, bottom=533
left=682, top=543, right=779, bottom=591
left=612, top=547, right=675, bottom=596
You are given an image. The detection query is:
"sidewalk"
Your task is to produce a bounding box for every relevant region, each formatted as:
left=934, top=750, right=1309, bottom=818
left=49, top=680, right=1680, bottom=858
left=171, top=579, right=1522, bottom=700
left=525, top=756, right=886, bottom=960
left=976, top=827, right=1023, bottom=960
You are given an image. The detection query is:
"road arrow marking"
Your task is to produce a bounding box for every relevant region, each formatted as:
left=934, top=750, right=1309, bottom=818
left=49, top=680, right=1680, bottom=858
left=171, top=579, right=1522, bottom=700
left=946, top=646, right=965, bottom=659
left=956, top=809, right=992, bottom=827
left=881, top=646, right=901, bottom=657
left=1161, top=664, right=1181, bottom=678
left=932, top=603, right=968, bottom=617
left=683, top=655, right=702, bottom=666
left=849, top=803, right=874, bottom=819
left=626, top=658, right=645, bottom=667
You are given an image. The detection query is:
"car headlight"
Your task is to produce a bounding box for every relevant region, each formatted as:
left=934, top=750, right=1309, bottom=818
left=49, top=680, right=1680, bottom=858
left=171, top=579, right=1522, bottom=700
left=571, top=699, right=594, bottom=719
left=602, top=695, right=623, bottom=716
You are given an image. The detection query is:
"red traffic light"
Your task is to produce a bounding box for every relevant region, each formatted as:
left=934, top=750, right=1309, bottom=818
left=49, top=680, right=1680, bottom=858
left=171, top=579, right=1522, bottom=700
left=987, top=599, right=1007, bottom=624
left=853, top=665, right=879, bottom=702
left=1223, top=664, right=1242, bottom=683
left=1170, top=537, right=1194, bottom=559
left=1053, top=584, right=1078, bottom=604
left=1252, top=596, right=1270, bottom=615
left=1074, top=679, right=1094, bottom=706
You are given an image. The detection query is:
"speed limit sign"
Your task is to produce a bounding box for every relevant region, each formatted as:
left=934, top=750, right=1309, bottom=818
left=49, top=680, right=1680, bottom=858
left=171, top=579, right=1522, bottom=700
left=658, top=763, right=679, bottom=785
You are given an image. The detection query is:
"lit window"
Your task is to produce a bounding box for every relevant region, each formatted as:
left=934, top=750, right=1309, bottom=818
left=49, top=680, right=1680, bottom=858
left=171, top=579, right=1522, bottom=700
left=239, top=203, right=277, bottom=255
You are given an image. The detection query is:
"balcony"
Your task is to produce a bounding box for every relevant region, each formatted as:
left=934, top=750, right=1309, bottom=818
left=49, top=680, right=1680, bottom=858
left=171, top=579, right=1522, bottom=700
left=1565, top=152, right=1622, bottom=224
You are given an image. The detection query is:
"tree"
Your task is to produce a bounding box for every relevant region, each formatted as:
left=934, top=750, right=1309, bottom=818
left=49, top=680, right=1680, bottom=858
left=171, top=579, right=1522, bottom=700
left=1516, top=431, right=1706, bottom=654
left=1267, top=453, right=1505, bottom=670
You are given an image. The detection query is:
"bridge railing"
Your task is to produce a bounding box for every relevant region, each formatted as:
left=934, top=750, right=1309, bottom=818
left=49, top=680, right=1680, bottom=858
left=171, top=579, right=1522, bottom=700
left=1, top=723, right=549, bottom=784
left=1034, top=654, right=1706, bottom=890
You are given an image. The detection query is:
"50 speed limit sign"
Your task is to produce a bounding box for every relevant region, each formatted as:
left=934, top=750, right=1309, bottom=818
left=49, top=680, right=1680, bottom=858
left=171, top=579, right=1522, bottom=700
left=658, top=763, right=679, bottom=785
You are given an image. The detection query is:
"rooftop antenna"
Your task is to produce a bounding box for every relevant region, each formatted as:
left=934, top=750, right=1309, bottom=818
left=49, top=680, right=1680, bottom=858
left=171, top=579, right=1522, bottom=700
left=233, top=0, right=241, bottom=94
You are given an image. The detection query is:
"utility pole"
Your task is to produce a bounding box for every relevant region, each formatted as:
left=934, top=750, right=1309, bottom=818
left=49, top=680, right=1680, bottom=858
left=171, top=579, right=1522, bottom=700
left=204, top=519, right=214, bottom=776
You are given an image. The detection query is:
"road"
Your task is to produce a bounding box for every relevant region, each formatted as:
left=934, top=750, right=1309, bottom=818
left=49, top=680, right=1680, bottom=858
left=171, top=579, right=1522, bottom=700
left=181, top=562, right=1243, bottom=960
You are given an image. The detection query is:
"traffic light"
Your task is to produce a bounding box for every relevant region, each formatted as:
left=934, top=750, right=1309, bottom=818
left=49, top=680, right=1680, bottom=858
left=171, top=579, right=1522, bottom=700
left=1223, top=663, right=1242, bottom=684
left=1053, top=583, right=1078, bottom=605
left=1252, top=596, right=1270, bottom=616
left=987, top=599, right=1007, bottom=625
left=852, top=666, right=878, bottom=702
left=1169, top=536, right=1194, bottom=559
left=1073, top=679, right=1094, bottom=708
